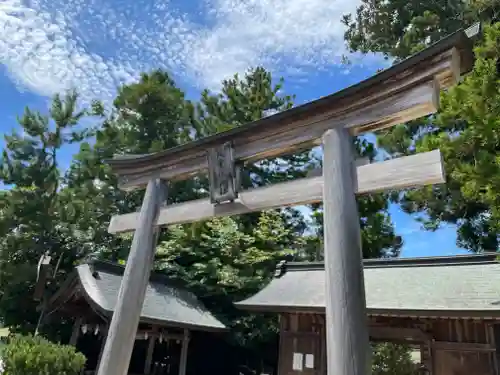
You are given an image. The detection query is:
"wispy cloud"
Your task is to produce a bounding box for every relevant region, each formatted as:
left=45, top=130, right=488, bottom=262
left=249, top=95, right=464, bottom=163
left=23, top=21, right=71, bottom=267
left=0, top=0, right=384, bottom=105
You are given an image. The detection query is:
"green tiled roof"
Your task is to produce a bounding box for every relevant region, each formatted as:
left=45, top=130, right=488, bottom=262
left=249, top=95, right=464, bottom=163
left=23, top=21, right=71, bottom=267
left=236, top=253, right=500, bottom=317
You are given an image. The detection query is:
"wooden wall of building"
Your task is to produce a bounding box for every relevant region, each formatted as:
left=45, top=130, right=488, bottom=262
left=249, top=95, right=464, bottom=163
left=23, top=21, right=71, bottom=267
left=278, top=313, right=499, bottom=375
left=428, top=318, right=497, bottom=375
left=278, top=313, right=325, bottom=375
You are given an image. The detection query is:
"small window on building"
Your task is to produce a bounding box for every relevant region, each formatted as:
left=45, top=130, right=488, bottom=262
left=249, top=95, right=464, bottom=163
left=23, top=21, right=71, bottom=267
left=305, top=354, right=314, bottom=369
left=292, top=353, right=303, bottom=371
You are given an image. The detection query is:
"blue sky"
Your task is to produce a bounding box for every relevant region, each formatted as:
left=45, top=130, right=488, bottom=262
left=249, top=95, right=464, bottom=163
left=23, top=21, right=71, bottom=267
left=0, top=0, right=469, bottom=258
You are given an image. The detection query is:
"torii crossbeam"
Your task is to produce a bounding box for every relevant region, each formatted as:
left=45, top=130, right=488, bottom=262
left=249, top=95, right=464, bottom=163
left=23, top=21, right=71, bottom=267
left=97, top=26, right=478, bottom=375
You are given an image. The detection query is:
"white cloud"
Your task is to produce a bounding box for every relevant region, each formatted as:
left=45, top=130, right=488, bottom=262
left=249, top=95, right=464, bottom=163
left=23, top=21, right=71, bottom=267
left=397, top=220, right=424, bottom=236
left=0, top=0, right=384, bottom=105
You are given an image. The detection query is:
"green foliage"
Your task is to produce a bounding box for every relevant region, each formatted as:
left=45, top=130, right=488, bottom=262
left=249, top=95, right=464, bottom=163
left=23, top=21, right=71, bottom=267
left=343, top=0, right=499, bottom=61
left=0, top=66, right=404, bottom=373
left=157, top=212, right=295, bottom=295
left=344, top=0, right=500, bottom=251
left=155, top=212, right=300, bottom=346
left=1, top=334, right=86, bottom=375
left=377, top=23, right=500, bottom=251
left=387, top=23, right=500, bottom=251
left=0, top=91, right=99, bottom=334
left=64, top=69, right=310, bottom=349
left=61, top=70, right=196, bottom=262
left=372, top=343, right=417, bottom=375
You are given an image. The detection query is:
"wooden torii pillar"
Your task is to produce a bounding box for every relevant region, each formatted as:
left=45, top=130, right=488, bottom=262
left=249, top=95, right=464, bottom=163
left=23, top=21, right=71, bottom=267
left=96, top=28, right=476, bottom=375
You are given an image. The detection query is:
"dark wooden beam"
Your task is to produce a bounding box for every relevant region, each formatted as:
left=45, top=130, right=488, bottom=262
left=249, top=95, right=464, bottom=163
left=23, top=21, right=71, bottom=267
left=432, top=341, right=496, bottom=352
left=369, top=326, right=431, bottom=342
left=69, top=317, right=83, bottom=346
left=136, top=330, right=184, bottom=341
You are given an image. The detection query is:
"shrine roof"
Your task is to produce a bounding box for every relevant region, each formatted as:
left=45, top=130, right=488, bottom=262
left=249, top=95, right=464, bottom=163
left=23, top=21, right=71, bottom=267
left=235, top=253, right=500, bottom=318
left=48, top=260, right=227, bottom=332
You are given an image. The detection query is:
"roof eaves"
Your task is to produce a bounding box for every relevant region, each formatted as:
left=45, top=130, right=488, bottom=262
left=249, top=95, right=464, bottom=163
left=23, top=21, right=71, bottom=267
left=44, top=271, right=79, bottom=308
left=137, top=316, right=228, bottom=332
left=277, top=253, right=499, bottom=276
left=234, top=304, right=500, bottom=319
left=77, top=262, right=228, bottom=331
left=84, top=259, right=185, bottom=288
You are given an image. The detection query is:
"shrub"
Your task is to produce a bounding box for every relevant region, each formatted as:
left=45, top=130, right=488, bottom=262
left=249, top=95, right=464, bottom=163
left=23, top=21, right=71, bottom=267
left=0, top=334, right=86, bottom=375
left=372, top=343, right=418, bottom=375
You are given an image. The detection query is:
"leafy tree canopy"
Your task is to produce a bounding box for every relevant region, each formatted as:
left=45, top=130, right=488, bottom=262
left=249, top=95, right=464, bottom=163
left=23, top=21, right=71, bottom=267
left=344, top=0, right=500, bottom=251
left=0, top=91, right=99, bottom=335
left=0, top=67, right=403, bottom=371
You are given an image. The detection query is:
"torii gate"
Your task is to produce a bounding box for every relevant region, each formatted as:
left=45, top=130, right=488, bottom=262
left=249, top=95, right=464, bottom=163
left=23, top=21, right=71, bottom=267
left=97, top=26, right=478, bottom=375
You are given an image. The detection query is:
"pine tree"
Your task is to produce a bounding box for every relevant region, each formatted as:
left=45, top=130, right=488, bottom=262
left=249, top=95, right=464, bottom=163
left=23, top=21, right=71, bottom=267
left=344, top=0, right=500, bottom=251
left=0, top=91, right=96, bottom=333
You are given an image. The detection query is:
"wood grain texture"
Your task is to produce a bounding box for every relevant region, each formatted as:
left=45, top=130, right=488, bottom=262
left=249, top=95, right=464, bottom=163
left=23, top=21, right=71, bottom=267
left=108, top=150, right=445, bottom=233
left=96, top=179, right=166, bottom=375
left=109, top=30, right=474, bottom=192
left=432, top=341, right=496, bottom=352
left=116, top=78, right=441, bottom=190
left=107, top=38, right=470, bottom=191
left=434, top=47, right=461, bottom=88
left=207, top=142, right=238, bottom=204
left=369, top=326, right=431, bottom=342
left=321, top=127, right=370, bottom=375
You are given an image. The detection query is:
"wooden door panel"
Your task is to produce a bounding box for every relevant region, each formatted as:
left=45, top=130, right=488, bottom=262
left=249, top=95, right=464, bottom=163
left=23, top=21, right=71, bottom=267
left=434, top=350, right=495, bottom=375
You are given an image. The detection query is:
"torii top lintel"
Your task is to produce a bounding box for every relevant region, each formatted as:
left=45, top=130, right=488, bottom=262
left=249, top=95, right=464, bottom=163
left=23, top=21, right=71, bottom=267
left=106, top=26, right=478, bottom=191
